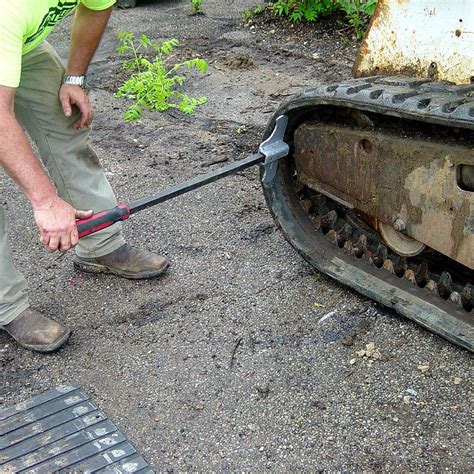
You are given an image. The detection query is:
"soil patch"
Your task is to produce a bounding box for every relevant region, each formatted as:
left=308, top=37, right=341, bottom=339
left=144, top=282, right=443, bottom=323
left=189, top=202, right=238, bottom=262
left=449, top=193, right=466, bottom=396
left=223, top=53, right=256, bottom=70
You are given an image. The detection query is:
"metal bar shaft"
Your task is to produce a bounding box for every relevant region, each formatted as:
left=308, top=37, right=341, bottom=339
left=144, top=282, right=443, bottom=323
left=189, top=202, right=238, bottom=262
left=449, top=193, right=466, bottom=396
left=129, top=152, right=265, bottom=214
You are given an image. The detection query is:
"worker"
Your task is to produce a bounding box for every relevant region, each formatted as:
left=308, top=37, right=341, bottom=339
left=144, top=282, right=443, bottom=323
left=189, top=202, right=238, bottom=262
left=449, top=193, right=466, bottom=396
left=0, top=0, right=170, bottom=353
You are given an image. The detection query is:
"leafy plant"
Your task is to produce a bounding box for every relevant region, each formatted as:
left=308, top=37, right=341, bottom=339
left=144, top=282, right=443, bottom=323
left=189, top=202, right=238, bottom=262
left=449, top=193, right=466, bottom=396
left=338, top=0, right=377, bottom=39
left=243, top=5, right=267, bottom=21
left=115, top=32, right=207, bottom=122
left=190, top=0, right=204, bottom=15
left=260, top=0, right=377, bottom=38
left=271, top=0, right=337, bottom=22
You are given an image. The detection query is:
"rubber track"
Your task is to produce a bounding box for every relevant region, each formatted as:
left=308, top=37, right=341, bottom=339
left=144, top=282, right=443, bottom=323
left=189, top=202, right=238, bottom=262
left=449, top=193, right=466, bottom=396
left=293, top=76, right=474, bottom=130
left=262, top=76, right=474, bottom=352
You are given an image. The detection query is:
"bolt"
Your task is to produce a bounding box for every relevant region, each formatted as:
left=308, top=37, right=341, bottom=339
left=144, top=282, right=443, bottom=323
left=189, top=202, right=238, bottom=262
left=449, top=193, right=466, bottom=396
left=393, top=218, right=406, bottom=232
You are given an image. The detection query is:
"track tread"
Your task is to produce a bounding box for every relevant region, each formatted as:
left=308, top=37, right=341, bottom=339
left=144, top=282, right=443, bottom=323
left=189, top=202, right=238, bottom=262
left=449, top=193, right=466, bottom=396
left=262, top=76, right=474, bottom=351
left=296, top=76, right=474, bottom=130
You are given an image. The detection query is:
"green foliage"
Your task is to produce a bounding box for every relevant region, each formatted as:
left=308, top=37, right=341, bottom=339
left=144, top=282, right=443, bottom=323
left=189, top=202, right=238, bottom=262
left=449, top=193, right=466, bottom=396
left=115, top=32, right=207, bottom=123
left=261, top=0, right=377, bottom=39
left=243, top=5, right=267, bottom=21
left=190, top=0, right=204, bottom=15
left=337, top=0, right=377, bottom=38
left=271, top=0, right=337, bottom=22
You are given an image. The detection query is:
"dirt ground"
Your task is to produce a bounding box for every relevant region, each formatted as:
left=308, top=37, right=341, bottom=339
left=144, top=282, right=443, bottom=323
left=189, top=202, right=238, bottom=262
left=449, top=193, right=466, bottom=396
left=1, top=0, right=472, bottom=471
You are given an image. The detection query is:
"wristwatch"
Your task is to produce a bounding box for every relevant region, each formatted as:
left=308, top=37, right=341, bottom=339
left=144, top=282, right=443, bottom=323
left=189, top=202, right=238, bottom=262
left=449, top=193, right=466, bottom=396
left=62, top=75, right=88, bottom=90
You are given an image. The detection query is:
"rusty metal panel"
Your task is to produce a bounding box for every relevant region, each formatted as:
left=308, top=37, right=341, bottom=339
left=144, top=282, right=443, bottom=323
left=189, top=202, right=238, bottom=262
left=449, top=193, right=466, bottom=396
left=354, top=0, right=474, bottom=84
left=294, top=122, right=474, bottom=269
left=0, top=383, right=153, bottom=473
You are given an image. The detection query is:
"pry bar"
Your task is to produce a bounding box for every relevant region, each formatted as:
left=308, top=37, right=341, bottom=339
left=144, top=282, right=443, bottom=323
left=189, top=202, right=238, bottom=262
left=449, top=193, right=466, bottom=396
left=77, top=115, right=289, bottom=239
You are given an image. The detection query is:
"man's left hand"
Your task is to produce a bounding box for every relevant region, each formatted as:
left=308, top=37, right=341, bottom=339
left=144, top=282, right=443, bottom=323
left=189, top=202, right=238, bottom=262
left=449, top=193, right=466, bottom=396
left=59, top=84, right=93, bottom=129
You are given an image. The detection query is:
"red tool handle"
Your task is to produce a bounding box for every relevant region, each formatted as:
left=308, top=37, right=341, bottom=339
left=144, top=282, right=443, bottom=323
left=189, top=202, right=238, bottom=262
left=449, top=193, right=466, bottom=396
left=76, top=203, right=131, bottom=238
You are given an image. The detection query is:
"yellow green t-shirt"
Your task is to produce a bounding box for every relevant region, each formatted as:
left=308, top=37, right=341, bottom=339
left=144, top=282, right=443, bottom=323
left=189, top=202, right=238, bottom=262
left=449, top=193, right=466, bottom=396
left=0, top=0, right=115, bottom=88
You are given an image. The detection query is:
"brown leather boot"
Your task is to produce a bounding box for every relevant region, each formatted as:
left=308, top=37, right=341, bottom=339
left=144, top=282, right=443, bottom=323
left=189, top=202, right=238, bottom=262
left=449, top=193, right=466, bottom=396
left=2, top=308, right=71, bottom=353
left=73, top=243, right=170, bottom=279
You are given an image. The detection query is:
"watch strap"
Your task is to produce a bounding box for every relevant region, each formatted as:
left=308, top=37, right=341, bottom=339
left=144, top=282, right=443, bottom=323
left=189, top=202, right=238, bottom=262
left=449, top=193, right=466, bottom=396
left=62, top=75, right=87, bottom=89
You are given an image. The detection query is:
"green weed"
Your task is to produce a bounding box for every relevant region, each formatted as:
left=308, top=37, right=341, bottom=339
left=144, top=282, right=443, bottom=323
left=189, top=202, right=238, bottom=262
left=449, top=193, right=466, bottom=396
left=243, top=5, right=267, bottom=21
left=259, top=0, right=377, bottom=39
left=338, top=0, right=377, bottom=39
left=115, top=32, right=207, bottom=123
left=190, top=0, right=204, bottom=15
left=271, top=0, right=337, bottom=22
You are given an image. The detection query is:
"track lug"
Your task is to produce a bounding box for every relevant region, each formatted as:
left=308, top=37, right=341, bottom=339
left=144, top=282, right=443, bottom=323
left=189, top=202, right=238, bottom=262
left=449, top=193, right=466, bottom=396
left=383, top=259, right=395, bottom=274
left=343, top=240, right=353, bottom=254
left=311, top=215, right=322, bottom=230
left=404, top=269, right=416, bottom=285
left=415, top=261, right=430, bottom=287
left=354, top=234, right=368, bottom=258
left=326, top=229, right=338, bottom=245
left=337, top=224, right=353, bottom=247
left=438, top=272, right=453, bottom=299
left=461, top=284, right=473, bottom=311
left=449, top=291, right=463, bottom=309
left=312, top=194, right=329, bottom=216
left=372, top=244, right=388, bottom=267
left=394, top=256, right=407, bottom=277
left=426, top=279, right=438, bottom=294
left=321, top=210, right=338, bottom=233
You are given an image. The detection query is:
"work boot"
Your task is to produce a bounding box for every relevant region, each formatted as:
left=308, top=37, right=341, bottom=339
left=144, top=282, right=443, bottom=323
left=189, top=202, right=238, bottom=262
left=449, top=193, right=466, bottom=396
left=73, top=243, right=170, bottom=279
left=2, top=308, right=71, bottom=353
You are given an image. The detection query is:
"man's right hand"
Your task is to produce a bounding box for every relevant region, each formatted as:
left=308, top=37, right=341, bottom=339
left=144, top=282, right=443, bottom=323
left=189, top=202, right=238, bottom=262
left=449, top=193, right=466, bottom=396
left=0, top=86, right=93, bottom=253
left=33, top=196, right=93, bottom=253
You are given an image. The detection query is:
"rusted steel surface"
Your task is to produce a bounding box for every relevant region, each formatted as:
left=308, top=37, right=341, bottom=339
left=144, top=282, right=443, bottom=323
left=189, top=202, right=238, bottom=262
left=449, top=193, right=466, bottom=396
left=294, top=122, right=474, bottom=269
left=353, top=0, right=474, bottom=84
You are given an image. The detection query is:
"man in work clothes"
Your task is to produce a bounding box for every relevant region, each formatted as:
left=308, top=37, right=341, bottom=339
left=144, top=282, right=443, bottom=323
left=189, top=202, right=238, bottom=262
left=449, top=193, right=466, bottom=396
left=0, top=0, right=170, bottom=352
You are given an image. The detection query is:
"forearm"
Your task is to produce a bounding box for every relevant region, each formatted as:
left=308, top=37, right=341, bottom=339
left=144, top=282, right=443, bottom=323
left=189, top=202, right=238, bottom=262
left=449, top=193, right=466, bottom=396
left=0, top=110, right=93, bottom=252
left=0, top=112, right=56, bottom=208
left=66, top=4, right=113, bottom=76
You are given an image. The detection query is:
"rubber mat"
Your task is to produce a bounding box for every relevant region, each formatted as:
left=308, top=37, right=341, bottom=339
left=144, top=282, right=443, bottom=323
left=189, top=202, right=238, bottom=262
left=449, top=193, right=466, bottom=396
left=0, top=382, right=154, bottom=473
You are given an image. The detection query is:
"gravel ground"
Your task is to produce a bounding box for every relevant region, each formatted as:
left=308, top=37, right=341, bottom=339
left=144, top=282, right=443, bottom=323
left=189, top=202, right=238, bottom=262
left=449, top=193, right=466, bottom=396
left=1, top=0, right=472, bottom=471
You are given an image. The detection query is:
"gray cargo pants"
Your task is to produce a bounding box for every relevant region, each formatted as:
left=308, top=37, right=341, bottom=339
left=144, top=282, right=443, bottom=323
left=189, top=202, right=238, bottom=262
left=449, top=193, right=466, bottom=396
left=0, top=41, right=125, bottom=325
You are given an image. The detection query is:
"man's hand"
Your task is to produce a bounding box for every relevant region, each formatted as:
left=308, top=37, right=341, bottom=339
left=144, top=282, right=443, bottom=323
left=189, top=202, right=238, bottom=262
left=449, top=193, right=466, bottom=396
left=33, top=195, right=93, bottom=253
left=60, top=4, right=113, bottom=130
left=59, top=83, right=93, bottom=129
left=0, top=86, right=89, bottom=253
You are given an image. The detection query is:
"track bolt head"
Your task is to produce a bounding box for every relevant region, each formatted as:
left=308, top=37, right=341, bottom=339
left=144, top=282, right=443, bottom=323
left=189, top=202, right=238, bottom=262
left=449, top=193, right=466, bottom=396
left=393, top=218, right=406, bottom=232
